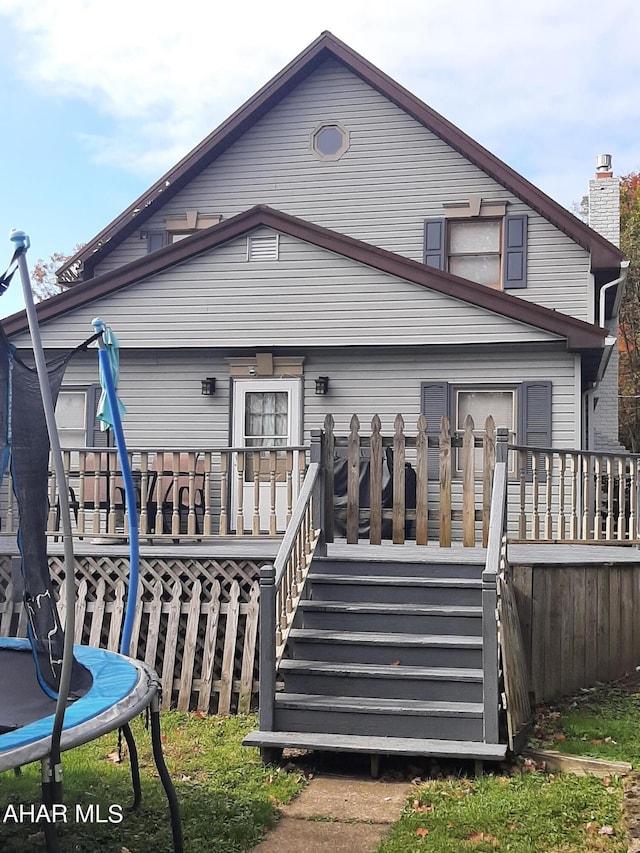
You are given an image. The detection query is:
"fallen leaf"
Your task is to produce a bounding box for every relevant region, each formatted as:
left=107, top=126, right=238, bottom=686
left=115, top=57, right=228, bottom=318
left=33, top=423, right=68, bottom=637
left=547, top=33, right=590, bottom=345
left=601, top=775, right=613, bottom=787
left=553, top=733, right=566, bottom=741
left=598, top=826, right=615, bottom=836
left=507, top=823, right=518, bottom=830
left=447, top=822, right=455, bottom=829
left=466, top=830, right=499, bottom=846
left=416, top=828, right=429, bottom=838
left=106, top=751, right=121, bottom=764
left=590, top=739, right=603, bottom=745
left=604, top=737, right=617, bottom=744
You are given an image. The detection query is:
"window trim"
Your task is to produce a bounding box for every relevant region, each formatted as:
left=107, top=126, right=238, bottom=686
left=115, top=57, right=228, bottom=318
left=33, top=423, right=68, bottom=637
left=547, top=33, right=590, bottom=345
left=310, top=121, right=350, bottom=161
left=423, top=211, right=528, bottom=289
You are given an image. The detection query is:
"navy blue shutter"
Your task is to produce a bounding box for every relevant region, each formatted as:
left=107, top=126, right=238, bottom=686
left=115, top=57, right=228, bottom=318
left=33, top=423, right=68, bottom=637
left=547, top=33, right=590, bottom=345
left=503, top=215, right=528, bottom=289
left=518, top=381, right=551, bottom=481
left=424, top=219, right=446, bottom=269
left=147, top=230, right=167, bottom=253
left=420, top=382, right=450, bottom=478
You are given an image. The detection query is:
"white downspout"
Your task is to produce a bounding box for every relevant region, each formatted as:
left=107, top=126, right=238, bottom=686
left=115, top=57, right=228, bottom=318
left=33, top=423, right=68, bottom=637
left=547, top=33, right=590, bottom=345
left=583, top=260, right=630, bottom=449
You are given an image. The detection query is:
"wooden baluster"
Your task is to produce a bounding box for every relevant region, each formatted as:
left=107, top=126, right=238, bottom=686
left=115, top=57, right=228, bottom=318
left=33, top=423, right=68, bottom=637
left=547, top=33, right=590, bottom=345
left=593, top=455, right=602, bottom=540
left=154, top=453, right=164, bottom=536
left=269, top=450, right=277, bottom=535
left=482, top=416, right=496, bottom=548
left=236, top=451, right=245, bottom=535
left=285, top=450, right=293, bottom=527
left=170, top=451, right=180, bottom=537
left=557, top=453, right=566, bottom=540
left=518, top=450, right=527, bottom=539
left=218, top=452, right=227, bottom=535
left=416, top=414, right=428, bottom=546
left=48, top=454, right=58, bottom=533
left=461, top=413, right=475, bottom=547
left=544, top=452, right=553, bottom=539
left=439, top=416, right=451, bottom=547
left=187, top=451, right=197, bottom=536
left=298, top=451, right=307, bottom=544
left=370, top=415, right=383, bottom=545
left=203, top=452, right=212, bottom=535
left=531, top=452, right=540, bottom=540
left=78, top=450, right=86, bottom=535
left=617, top=458, right=626, bottom=540
left=324, top=414, right=335, bottom=544
left=92, top=452, right=101, bottom=535
left=346, top=415, right=360, bottom=544
left=107, top=455, right=118, bottom=534
left=393, top=414, right=406, bottom=545
left=606, top=457, right=615, bottom=540
left=252, top=450, right=261, bottom=536
left=582, top=454, right=593, bottom=539
left=139, top=452, right=149, bottom=535
left=570, top=453, right=578, bottom=539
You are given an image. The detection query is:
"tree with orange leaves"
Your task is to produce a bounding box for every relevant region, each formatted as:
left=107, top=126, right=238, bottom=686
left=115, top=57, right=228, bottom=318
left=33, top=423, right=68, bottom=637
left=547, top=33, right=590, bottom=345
left=618, top=173, right=640, bottom=450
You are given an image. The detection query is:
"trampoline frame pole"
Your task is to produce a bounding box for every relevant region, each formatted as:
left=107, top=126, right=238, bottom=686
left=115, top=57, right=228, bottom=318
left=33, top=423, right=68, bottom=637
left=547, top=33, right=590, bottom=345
left=10, top=231, right=75, bottom=803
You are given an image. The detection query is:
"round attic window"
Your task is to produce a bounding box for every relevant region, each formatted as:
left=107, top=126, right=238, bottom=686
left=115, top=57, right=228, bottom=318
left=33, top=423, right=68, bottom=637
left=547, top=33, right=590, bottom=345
left=311, top=123, right=349, bottom=160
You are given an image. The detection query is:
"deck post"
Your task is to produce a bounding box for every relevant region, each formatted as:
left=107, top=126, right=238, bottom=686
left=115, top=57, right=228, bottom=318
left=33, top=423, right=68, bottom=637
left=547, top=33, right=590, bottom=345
left=310, top=430, right=327, bottom=557
left=259, top=564, right=276, bottom=732
left=496, top=427, right=509, bottom=465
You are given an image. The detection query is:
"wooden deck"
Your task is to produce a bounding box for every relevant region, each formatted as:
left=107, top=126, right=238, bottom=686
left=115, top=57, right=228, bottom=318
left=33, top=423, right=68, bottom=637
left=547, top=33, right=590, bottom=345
left=0, top=534, right=636, bottom=566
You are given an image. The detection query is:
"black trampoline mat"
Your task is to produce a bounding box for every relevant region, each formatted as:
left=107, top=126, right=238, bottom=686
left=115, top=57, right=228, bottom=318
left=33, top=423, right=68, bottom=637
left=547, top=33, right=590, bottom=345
left=0, top=648, right=76, bottom=732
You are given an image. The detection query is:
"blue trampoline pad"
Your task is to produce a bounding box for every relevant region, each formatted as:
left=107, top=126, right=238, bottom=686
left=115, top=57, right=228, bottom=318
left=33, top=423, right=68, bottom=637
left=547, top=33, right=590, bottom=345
left=0, top=638, right=158, bottom=772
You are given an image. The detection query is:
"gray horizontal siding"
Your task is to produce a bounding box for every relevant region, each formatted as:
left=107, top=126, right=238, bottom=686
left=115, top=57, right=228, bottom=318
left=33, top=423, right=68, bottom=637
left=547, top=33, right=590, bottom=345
left=93, top=58, right=590, bottom=321
left=25, top=230, right=562, bottom=350
left=54, top=346, right=579, bottom=451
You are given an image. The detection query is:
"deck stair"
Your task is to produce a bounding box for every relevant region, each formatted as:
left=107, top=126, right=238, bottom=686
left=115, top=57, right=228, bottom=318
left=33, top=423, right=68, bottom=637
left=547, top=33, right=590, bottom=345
left=244, top=555, right=507, bottom=765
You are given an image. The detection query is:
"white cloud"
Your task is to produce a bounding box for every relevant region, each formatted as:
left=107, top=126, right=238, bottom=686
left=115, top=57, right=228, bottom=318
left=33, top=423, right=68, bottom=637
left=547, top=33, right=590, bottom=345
left=0, top=0, right=638, bottom=201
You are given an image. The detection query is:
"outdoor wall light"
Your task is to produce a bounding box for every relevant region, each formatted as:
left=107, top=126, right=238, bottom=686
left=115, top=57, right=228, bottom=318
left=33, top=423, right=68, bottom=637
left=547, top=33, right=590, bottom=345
left=315, top=376, right=329, bottom=395
left=201, top=377, right=217, bottom=396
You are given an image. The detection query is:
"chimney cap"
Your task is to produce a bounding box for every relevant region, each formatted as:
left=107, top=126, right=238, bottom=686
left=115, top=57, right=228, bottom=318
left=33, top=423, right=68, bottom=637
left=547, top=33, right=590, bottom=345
left=596, top=153, right=612, bottom=172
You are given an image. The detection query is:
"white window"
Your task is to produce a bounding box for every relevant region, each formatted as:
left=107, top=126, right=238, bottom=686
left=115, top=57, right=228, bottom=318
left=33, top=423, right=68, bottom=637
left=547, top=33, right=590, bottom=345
left=448, top=220, right=502, bottom=287
left=455, top=387, right=516, bottom=474
left=56, top=390, right=88, bottom=449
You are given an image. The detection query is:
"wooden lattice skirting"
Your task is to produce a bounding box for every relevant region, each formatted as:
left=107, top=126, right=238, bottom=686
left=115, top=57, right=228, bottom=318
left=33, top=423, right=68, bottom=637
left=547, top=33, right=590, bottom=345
left=0, top=554, right=269, bottom=715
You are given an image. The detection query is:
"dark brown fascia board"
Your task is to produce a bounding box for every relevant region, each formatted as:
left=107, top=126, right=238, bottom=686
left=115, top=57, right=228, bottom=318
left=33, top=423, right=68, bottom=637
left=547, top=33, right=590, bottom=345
left=5, top=204, right=605, bottom=352
left=57, top=31, right=623, bottom=282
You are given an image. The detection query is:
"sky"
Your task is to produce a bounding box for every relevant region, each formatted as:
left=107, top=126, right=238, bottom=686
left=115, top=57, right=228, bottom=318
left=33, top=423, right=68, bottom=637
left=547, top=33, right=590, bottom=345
left=0, top=0, right=638, bottom=318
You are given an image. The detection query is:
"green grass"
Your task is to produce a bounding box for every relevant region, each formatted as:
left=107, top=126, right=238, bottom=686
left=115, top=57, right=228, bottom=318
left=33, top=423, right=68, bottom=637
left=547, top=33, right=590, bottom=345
left=530, top=677, right=640, bottom=766
left=379, top=678, right=640, bottom=852
left=0, top=713, right=304, bottom=853
left=378, top=772, right=624, bottom=853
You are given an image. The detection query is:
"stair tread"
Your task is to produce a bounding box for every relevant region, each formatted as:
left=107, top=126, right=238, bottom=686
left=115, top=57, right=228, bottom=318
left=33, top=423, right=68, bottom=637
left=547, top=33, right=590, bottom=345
left=243, top=730, right=507, bottom=760
left=289, top=629, right=482, bottom=647
left=275, top=693, right=483, bottom=716
left=299, top=601, right=481, bottom=616
left=311, top=574, right=482, bottom=587
left=279, top=659, right=483, bottom=681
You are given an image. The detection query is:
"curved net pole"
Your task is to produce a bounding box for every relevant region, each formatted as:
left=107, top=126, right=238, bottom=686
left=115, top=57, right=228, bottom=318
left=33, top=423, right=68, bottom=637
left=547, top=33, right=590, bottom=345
left=10, top=230, right=75, bottom=803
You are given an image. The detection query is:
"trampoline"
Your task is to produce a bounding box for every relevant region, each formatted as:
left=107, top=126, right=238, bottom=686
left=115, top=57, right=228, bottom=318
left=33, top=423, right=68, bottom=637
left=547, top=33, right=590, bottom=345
left=0, top=232, right=183, bottom=852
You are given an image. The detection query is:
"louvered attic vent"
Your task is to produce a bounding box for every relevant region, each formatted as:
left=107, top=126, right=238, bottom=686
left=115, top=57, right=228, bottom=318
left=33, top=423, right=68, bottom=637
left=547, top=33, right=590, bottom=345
left=247, top=234, right=279, bottom=261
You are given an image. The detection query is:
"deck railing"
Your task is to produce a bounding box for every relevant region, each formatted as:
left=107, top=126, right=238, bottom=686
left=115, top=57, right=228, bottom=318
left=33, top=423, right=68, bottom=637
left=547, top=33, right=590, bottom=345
left=1, top=445, right=308, bottom=541
left=509, top=444, right=640, bottom=543
left=323, top=413, right=497, bottom=547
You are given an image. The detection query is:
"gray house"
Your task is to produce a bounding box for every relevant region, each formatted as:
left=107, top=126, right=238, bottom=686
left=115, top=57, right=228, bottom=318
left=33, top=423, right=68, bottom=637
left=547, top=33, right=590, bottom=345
left=1, top=32, right=631, bottom=764
left=3, top=31, right=624, bottom=469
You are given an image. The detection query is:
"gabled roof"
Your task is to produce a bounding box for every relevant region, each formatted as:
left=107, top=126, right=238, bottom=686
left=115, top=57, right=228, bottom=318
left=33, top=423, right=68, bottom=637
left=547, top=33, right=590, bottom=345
left=57, top=31, right=624, bottom=284
left=6, top=205, right=606, bottom=352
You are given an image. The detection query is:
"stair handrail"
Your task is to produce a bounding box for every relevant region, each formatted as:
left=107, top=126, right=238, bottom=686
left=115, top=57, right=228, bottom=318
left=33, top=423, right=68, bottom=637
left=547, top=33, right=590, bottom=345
left=259, top=459, right=323, bottom=733
left=482, top=428, right=509, bottom=745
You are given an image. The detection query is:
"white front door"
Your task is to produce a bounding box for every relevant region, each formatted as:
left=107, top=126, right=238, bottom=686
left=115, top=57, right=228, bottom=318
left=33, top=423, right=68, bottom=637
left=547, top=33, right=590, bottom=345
left=231, top=379, right=302, bottom=533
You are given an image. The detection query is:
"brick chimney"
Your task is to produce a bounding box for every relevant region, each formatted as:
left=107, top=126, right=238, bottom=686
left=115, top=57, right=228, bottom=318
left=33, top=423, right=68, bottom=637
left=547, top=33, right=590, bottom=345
left=588, top=154, right=620, bottom=247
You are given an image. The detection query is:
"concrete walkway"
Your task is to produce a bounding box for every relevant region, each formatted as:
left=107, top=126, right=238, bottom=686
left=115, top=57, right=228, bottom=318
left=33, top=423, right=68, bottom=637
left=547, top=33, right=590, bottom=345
left=250, top=775, right=413, bottom=853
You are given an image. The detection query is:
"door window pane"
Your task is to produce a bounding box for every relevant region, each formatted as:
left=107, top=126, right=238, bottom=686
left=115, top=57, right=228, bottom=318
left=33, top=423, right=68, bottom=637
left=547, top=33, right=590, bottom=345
left=244, top=392, right=288, bottom=447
